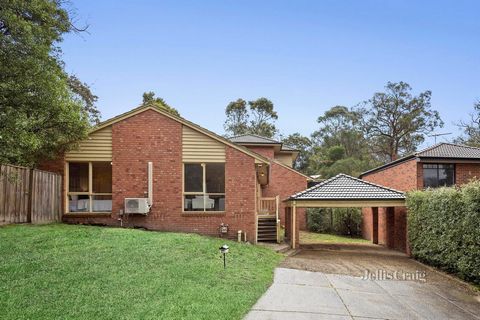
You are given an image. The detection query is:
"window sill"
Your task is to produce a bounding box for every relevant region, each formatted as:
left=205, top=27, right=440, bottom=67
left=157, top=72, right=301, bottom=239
left=181, top=211, right=226, bottom=217
left=64, top=212, right=112, bottom=218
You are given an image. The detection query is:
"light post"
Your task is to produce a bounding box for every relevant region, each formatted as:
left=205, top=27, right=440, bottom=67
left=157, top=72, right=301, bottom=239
left=219, top=244, right=229, bottom=269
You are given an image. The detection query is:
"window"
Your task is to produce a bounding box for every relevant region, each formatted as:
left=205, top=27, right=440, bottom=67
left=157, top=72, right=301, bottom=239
left=183, top=163, right=225, bottom=212
left=67, top=162, right=112, bottom=213
left=423, top=163, right=455, bottom=188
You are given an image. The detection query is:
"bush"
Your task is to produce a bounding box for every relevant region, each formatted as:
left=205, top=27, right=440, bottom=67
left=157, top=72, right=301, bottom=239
left=307, top=208, right=362, bottom=236
left=406, top=181, right=480, bottom=284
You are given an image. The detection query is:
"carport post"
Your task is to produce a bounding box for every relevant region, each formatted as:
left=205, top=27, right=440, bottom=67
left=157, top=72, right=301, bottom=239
left=292, top=202, right=297, bottom=249
left=372, top=207, right=379, bottom=244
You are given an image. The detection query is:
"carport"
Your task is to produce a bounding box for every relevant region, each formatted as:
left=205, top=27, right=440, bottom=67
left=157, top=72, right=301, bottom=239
left=284, top=174, right=406, bottom=251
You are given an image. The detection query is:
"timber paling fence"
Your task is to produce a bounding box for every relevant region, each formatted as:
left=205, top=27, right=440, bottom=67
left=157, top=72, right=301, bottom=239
left=0, top=164, right=62, bottom=225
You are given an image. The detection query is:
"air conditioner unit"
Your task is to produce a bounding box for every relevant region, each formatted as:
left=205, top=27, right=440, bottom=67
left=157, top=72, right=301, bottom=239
left=124, top=198, right=150, bottom=215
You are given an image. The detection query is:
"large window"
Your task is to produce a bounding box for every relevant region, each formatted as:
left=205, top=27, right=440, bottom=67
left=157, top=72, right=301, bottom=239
left=183, top=163, right=225, bottom=212
left=68, top=162, right=112, bottom=213
left=423, top=163, right=455, bottom=188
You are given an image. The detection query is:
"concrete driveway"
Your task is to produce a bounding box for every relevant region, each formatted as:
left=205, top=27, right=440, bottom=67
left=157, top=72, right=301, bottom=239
left=246, top=244, right=480, bottom=320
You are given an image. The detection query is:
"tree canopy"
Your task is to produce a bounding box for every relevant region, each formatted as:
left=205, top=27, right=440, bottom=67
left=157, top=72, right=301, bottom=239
left=360, top=81, right=443, bottom=162
left=0, top=0, right=99, bottom=166
left=141, top=91, right=180, bottom=116
left=455, top=100, right=480, bottom=147
left=222, top=82, right=444, bottom=180
left=224, top=98, right=278, bottom=138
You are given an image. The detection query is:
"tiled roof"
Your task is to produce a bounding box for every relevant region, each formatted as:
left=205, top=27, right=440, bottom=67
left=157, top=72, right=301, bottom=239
left=416, top=143, right=480, bottom=158
left=281, top=145, right=297, bottom=151
left=229, top=134, right=281, bottom=144
left=360, top=143, right=480, bottom=177
left=289, top=174, right=405, bottom=200
left=229, top=134, right=299, bottom=152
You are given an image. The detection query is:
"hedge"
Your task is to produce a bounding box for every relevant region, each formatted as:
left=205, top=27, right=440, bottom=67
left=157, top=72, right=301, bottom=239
left=406, top=181, right=480, bottom=284
left=306, top=208, right=362, bottom=236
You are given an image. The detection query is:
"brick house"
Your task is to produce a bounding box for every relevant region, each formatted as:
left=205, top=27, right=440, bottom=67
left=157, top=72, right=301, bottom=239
left=360, top=143, right=480, bottom=252
left=39, top=105, right=309, bottom=244
left=229, top=134, right=308, bottom=230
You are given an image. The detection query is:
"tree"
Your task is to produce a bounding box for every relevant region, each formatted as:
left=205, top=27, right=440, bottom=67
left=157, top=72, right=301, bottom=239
left=224, top=99, right=248, bottom=136
left=281, top=133, right=312, bottom=172
left=141, top=91, right=180, bottom=116
left=311, top=106, right=367, bottom=158
left=248, top=98, right=278, bottom=137
left=0, top=0, right=98, bottom=166
left=223, top=97, right=278, bottom=138
left=68, top=75, right=100, bottom=125
left=361, top=82, right=443, bottom=162
left=455, top=100, right=480, bottom=147
left=307, top=145, right=372, bottom=178
left=305, top=105, right=377, bottom=178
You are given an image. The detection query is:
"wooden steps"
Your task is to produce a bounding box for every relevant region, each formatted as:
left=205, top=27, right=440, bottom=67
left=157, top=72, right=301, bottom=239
left=257, top=216, right=277, bottom=242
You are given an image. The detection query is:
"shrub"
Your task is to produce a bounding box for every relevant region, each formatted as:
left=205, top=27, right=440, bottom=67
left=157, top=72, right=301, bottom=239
left=307, top=208, right=362, bottom=236
left=406, top=181, right=480, bottom=284
left=332, top=208, right=362, bottom=237
left=306, top=208, right=331, bottom=233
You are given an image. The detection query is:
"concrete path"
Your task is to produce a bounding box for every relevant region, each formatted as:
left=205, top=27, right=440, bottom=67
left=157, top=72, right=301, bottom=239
left=246, top=268, right=480, bottom=319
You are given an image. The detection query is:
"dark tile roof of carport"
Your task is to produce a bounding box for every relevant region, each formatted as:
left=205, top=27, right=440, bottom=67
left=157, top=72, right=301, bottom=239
left=289, top=174, right=405, bottom=201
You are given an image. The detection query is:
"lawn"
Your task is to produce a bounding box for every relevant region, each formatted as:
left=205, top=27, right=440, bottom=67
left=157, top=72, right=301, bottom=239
left=0, top=224, right=282, bottom=320
left=300, top=231, right=370, bottom=244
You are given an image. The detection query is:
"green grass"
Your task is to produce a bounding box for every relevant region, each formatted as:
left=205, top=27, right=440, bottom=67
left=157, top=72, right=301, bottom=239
left=301, top=231, right=370, bottom=244
left=0, top=224, right=283, bottom=320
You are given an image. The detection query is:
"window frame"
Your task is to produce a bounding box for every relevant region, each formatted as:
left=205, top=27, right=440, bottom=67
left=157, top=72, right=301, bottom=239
left=422, top=163, right=455, bottom=188
left=66, top=161, right=113, bottom=214
left=182, top=162, right=226, bottom=213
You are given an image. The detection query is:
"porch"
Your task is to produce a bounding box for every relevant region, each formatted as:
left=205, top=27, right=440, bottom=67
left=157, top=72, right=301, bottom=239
left=257, top=196, right=281, bottom=243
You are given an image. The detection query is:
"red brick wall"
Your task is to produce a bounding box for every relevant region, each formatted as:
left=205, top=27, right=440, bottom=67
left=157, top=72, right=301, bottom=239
left=360, top=159, right=417, bottom=253
left=361, top=159, right=480, bottom=254
left=362, top=206, right=407, bottom=252
left=362, top=158, right=420, bottom=192
left=42, top=109, right=258, bottom=242
left=261, top=162, right=308, bottom=230
left=246, top=146, right=275, bottom=159
left=451, top=163, right=480, bottom=186
left=362, top=208, right=373, bottom=241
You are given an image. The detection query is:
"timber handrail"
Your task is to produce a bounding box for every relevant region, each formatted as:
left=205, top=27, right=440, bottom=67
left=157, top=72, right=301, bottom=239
left=258, top=197, right=277, bottom=215
left=275, top=195, right=280, bottom=243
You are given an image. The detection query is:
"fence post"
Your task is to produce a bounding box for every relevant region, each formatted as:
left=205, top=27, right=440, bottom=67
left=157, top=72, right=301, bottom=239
left=27, top=168, right=33, bottom=223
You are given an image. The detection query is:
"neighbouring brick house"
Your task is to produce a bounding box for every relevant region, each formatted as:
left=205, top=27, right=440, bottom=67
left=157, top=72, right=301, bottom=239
left=39, top=105, right=309, bottom=244
left=360, top=143, right=480, bottom=252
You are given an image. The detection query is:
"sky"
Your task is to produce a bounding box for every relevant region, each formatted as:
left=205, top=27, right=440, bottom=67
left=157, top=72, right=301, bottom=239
left=62, top=0, right=480, bottom=146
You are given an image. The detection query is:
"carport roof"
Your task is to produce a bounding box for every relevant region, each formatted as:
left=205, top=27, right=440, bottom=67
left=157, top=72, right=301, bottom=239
left=289, top=174, right=405, bottom=201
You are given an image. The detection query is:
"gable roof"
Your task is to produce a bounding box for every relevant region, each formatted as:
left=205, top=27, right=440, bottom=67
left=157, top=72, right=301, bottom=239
left=360, top=143, right=480, bottom=177
left=289, top=173, right=405, bottom=201
left=417, top=142, right=480, bottom=158
left=90, top=104, right=270, bottom=164
left=229, top=134, right=300, bottom=153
